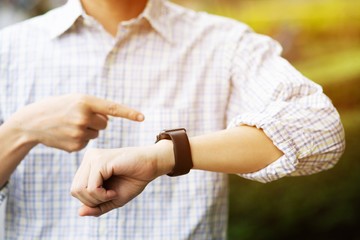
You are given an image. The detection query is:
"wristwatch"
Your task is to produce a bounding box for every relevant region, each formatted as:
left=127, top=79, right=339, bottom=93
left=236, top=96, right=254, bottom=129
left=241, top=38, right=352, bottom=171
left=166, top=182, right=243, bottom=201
left=155, top=128, right=193, bottom=177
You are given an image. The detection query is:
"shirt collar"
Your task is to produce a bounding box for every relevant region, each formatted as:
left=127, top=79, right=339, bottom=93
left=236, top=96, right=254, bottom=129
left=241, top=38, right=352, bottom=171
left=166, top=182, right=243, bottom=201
left=49, top=0, right=83, bottom=39
left=50, top=0, right=174, bottom=43
left=142, top=0, right=174, bottom=43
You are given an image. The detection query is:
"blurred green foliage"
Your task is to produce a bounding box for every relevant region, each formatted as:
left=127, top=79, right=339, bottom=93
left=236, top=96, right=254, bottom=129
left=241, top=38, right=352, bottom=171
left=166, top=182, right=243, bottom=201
left=228, top=112, right=360, bottom=239
left=174, top=0, right=360, bottom=239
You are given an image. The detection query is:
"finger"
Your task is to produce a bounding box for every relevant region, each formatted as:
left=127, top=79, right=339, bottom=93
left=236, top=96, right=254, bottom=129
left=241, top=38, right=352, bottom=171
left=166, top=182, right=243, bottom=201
left=87, top=187, right=117, bottom=205
left=87, top=166, right=117, bottom=204
left=75, top=192, right=101, bottom=208
left=72, top=172, right=103, bottom=207
left=71, top=151, right=94, bottom=204
left=87, top=113, right=108, bottom=131
left=78, top=205, right=102, bottom=217
left=87, top=96, right=144, bottom=121
left=84, top=129, right=99, bottom=140
left=82, top=151, right=117, bottom=203
left=71, top=164, right=90, bottom=196
left=78, top=201, right=118, bottom=217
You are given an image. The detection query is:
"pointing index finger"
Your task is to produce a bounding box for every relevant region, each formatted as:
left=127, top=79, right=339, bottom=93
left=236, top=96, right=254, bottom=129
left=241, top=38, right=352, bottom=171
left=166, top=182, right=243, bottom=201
left=88, top=96, right=144, bottom=122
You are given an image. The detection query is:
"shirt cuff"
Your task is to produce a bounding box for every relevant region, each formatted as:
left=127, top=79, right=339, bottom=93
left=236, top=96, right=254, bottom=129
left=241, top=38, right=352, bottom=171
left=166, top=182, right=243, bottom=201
left=228, top=113, right=298, bottom=183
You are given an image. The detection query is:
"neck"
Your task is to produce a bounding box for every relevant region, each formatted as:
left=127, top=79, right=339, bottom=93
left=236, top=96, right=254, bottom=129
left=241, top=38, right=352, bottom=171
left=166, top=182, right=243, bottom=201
left=81, top=0, right=148, bottom=36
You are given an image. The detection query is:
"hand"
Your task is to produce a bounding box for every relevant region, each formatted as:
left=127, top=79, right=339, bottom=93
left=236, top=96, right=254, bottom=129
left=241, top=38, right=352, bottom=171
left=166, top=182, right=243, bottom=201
left=6, top=94, right=144, bottom=152
left=70, top=141, right=174, bottom=217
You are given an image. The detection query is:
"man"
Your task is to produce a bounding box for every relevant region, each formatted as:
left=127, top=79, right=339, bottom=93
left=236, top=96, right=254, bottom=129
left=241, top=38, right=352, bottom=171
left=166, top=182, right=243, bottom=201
left=0, top=0, right=345, bottom=239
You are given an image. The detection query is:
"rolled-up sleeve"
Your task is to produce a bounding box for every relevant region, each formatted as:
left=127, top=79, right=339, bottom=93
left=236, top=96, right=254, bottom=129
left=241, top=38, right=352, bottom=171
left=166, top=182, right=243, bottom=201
left=227, top=29, right=345, bottom=183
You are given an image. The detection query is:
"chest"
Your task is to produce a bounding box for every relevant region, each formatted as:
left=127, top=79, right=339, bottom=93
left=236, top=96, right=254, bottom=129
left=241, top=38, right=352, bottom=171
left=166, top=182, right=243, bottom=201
left=1, top=35, right=231, bottom=141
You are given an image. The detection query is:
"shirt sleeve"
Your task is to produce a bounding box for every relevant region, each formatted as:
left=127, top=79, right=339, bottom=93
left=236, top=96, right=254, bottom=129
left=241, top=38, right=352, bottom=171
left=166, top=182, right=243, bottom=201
left=0, top=182, right=8, bottom=239
left=0, top=101, right=7, bottom=238
left=226, top=29, right=345, bottom=183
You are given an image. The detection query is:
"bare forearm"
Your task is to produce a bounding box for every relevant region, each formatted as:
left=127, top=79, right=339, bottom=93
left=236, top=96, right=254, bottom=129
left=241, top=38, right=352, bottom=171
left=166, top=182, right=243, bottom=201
left=0, top=123, right=37, bottom=187
left=189, top=126, right=283, bottom=174
left=158, top=126, right=284, bottom=176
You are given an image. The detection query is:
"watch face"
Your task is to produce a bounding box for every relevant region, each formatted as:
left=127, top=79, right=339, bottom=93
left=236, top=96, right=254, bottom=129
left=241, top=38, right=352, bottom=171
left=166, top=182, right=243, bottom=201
left=155, top=132, right=169, bottom=143
left=155, top=134, right=162, bottom=143
left=163, top=128, right=186, bottom=133
left=155, top=128, right=187, bottom=143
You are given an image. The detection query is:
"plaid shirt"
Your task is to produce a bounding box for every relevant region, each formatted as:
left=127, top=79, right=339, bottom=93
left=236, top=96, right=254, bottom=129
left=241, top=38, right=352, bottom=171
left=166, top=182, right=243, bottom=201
left=0, top=0, right=345, bottom=239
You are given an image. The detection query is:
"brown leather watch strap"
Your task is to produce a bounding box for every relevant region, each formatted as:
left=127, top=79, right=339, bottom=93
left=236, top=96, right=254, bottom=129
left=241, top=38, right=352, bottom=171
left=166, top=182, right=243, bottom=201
left=155, top=128, right=193, bottom=177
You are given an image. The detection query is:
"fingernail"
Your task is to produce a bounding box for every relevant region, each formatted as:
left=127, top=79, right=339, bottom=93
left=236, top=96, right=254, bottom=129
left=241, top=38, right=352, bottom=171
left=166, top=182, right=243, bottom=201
left=137, top=114, right=145, bottom=121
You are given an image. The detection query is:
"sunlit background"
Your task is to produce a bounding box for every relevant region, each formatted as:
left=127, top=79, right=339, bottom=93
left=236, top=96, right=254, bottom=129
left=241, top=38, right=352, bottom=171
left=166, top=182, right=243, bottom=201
left=1, top=0, right=359, bottom=239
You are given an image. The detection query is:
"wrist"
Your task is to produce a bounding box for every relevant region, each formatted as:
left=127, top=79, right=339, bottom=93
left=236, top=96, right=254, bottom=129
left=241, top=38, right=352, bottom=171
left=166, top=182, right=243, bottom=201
left=155, top=128, right=193, bottom=177
left=2, top=118, right=39, bottom=146
left=153, top=140, right=175, bottom=177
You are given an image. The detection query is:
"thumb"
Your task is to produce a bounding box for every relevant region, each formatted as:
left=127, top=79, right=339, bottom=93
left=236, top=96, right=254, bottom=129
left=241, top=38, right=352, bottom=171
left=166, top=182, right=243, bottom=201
left=79, top=201, right=117, bottom=217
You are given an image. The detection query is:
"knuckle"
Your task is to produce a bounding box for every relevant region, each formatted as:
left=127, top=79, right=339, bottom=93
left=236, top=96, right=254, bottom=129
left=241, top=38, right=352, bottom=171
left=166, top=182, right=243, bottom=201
left=76, top=141, right=88, bottom=149
left=100, top=121, right=108, bottom=130
left=65, top=145, right=75, bottom=153
left=129, top=111, right=137, bottom=120
left=75, top=116, right=90, bottom=127
left=70, top=187, right=82, bottom=197
left=68, top=93, right=85, bottom=104
left=87, top=186, right=97, bottom=195
left=73, top=95, right=89, bottom=109
left=70, top=129, right=84, bottom=139
left=84, top=148, right=99, bottom=158
left=67, top=141, right=87, bottom=152
left=107, top=102, right=119, bottom=116
left=91, top=131, right=99, bottom=139
left=126, top=111, right=133, bottom=119
left=74, top=93, right=87, bottom=101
